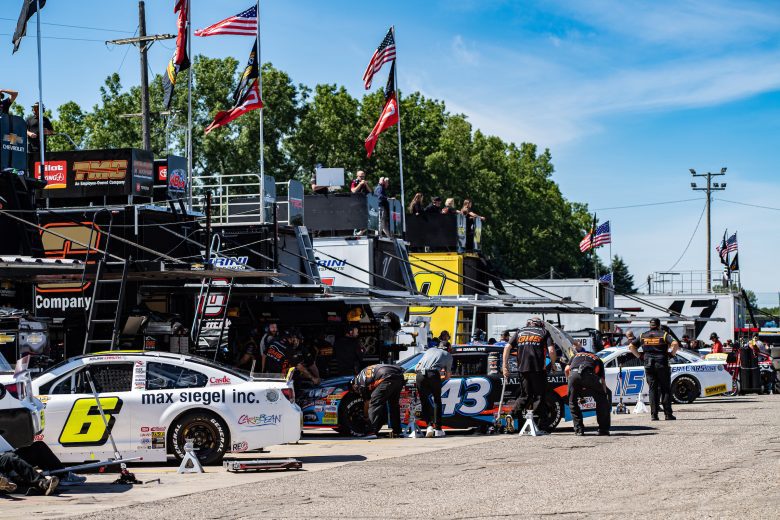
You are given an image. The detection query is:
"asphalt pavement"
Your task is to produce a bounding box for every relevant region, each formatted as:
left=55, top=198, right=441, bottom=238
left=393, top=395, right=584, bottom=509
left=8, top=394, right=780, bottom=519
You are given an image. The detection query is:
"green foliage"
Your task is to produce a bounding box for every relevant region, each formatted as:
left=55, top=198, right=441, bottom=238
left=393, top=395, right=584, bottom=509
left=46, top=56, right=598, bottom=279
left=611, top=255, right=635, bottom=294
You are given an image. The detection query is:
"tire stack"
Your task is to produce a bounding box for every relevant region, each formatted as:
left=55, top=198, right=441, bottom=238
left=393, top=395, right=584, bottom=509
left=771, top=346, right=780, bottom=394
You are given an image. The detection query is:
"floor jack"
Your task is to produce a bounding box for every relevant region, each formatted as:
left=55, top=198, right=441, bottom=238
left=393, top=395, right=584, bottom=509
left=223, top=459, right=303, bottom=472
left=85, top=371, right=141, bottom=485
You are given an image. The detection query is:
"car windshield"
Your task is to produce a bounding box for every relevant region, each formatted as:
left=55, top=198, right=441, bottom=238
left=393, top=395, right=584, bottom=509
left=679, top=348, right=703, bottom=360
left=0, top=352, right=12, bottom=372
left=595, top=350, right=614, bottom=359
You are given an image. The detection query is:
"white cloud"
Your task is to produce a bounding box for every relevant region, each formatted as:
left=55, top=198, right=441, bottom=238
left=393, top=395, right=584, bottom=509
left=451, top=35, right=480, bottom=65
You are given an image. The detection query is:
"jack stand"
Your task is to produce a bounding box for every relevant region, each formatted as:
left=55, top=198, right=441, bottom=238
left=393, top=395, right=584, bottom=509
left=632, top=399, right=649, bottom=414
left=177, top=440, right=204, bottom=474
left=614, top=401, right=629, bottom=414
left=518, top=411, right=547, bottom=436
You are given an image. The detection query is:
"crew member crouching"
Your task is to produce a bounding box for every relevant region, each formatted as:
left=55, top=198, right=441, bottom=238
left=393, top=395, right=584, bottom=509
left=352, top=364, right=406, bottom=438
left=565, top=351, right=611, bottom=436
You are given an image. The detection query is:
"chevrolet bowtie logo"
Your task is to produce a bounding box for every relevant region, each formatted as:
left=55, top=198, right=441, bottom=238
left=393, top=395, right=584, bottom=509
left=3, top=133, right=23, bottom=145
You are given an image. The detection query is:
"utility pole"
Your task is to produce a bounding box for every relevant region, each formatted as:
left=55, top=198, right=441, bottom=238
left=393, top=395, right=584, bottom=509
left=690, top=167, right=727, bottom=293
left=107, top=1, right=174, bottom=151
left=138, top=1, right=150, bottom=150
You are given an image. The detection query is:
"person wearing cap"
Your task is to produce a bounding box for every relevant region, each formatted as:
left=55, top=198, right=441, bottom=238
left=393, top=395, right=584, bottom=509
left=352, top=363, right=406, bottom=438
left=710, top=333, right=724, bottom=354
left=264, top=330, right=318, bottom=383
left=437, top=330, right=451, bottom=350
left=424, top=196, right=443, bottom=214
left=502, top=317, right=557, bottom=432
left=629, top=318, right=679, bottom=421
left=25, top=102, right=53, bottom=175
left=0, top=89, right=18, bottom=114
left=414, top=341, right=453, bottom=437
left=565, top=350, right=610, bottom=436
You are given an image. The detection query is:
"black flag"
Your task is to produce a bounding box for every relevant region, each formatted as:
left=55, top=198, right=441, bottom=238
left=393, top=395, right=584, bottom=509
left=232, top=39, right=259, bottom=105
left=729, top=253, right=739, bottom=272
left=12, top=0, right=46, bottom=53
left=384, top=61, right=395, bottom=100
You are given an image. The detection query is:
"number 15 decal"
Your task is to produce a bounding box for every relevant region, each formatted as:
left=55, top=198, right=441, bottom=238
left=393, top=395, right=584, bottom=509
left=59, top=397, right=123, bottom=447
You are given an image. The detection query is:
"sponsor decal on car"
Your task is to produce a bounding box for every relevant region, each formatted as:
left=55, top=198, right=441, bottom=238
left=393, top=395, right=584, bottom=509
left=232, top=441, right=249, bottom=452
left=238, top=414, right=283, bottom=427
left=672, top=365, right=717, bottom=373
left=704, top=383, right=728, bottom=396
left=209, top=375, right=231, bottom=385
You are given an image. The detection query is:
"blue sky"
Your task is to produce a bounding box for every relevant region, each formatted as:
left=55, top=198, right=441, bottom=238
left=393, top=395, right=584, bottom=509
left=2, top=0, right=779, bottom=303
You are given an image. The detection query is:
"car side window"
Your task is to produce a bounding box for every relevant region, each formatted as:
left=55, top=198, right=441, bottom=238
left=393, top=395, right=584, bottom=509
left=670, top=354, right=689, bottom=364
left=615, top=353, right=643, bottom=368
left=146, top=362, right=208, bottom=390
left=46, top=371, right=76, bottom=395
left=75, top=363, right=134, bottom=393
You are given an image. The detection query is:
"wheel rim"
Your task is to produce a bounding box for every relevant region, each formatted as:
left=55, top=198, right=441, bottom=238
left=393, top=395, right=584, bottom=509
left=346, top=402, right=371, bottom=434
left=674, top=379, right=695, bottom=401
left=181, top=420, right=218, bottom=458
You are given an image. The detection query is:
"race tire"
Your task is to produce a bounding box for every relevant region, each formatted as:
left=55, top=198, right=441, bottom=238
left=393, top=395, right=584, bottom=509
left=170, top=411, right=229, bottom=465
left=671, top=375, right=700, bottom=404
left=770, top=346, right=780, bottom=359
left=538, top=392, right=563, bottom=432
left=336, top=393, right=372, bottom=436
left=724, top=378, right=740, bottom=397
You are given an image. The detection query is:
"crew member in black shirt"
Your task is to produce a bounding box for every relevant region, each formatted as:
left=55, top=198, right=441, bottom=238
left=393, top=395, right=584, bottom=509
left=264, top=330, right=318, bottom=383
left=629, top=318, right=679, bottom=421
left=25, top=102, right=53, bottom=175
left=565, top=351, right=611, bottom=435
left=333, top=326, right=364, bottom=376
left=0, top=89, right=18, bottom=114
left=502, top=317, right=557, bottom=431
left=352, top=363, right=405, bottom=437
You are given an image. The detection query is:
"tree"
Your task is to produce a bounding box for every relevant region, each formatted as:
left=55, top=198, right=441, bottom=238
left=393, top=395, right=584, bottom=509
left=611, top=255, right=635, bottom=293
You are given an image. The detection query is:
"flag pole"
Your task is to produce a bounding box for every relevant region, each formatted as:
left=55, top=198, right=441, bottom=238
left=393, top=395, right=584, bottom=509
left=257, top=0, right=265, bottom=224
left=391, top=26, right=406, bottom=234
left=609, top=224, right=613, bottom=287
left=186, top=0, right=193, bottom=211
left=592, top=213, right=598, bottom=281
left=35, top=0, right=45, bottom=180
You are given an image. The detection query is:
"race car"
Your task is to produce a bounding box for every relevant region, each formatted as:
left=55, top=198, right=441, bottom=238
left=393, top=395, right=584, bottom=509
left=0, top=353, right=45, bottom=449
left=32, top=351, right=301, bottom=464
left=299, top=344, right=594, bottom=435
left=597, top=347, right=732, bottom=404
left=704, top=351, right=779, bottom=395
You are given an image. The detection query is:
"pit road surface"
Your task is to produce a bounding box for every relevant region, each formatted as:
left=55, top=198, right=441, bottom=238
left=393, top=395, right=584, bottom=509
left=13, top=395, right=780, bottom=519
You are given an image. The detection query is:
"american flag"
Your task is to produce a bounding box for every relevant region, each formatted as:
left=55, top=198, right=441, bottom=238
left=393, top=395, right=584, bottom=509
left=195, top=5, right=257, bottom=37
left=716, top=233, right=738, bottom=259
left=579, top=221, right=611, bottom=252
left=363, top=28, right=396, bottom=89
left=593, top=221, right=611, bottom=247
left=599, top=272, right=613, bottom=284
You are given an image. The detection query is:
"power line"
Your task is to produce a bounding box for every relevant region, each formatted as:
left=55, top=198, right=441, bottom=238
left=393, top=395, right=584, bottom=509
left=0, top=17, right=134, bottom=34
left=594, top=198, right=701, bottom=211
left=716, top=198, right=780, bottom=211
left=665, top=200, right=707, bottom=272
left=0, top=32, right=107, bottom=43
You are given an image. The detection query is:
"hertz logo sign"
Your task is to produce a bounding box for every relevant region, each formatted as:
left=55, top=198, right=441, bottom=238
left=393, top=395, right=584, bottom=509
left=73, top=160, right=128, bottom=182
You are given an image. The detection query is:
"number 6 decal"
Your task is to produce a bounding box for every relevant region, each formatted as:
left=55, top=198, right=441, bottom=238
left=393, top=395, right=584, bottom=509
left=59, top=397, right=123, bottom=447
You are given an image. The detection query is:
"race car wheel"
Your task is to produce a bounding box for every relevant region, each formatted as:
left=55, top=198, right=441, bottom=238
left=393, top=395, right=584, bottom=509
left=724, top=378, right=739, bottom=397
left=337, top=393, right=372, bottom=436
left=671, top=375, right=699, bottom=404
left=171, top=411, right=228, bottom=465
left=538, top=392, right=563, bottom=432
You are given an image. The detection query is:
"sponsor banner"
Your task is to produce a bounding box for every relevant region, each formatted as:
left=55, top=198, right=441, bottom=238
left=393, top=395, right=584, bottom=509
left=166, top=155, right=187, bottom=195
left=35, top=148, right=154, bottom=198
left=0, top=114, right=27, bottom=173
left=34, top=160, right=68, bottom=189
left=313, top=238, right=371, bottom=289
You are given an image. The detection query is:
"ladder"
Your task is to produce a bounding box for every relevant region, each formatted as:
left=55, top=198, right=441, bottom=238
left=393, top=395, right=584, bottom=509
left=82, top=211, right=129, bottom=354
left=453, top=295, right=479, bottom=344
left=294, top=226, right=320, bottom=284
left=191, top=234, right=234, bottom=360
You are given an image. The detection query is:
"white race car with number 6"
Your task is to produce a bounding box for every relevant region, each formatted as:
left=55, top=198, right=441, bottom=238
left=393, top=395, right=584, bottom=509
left=32, top=351, right=301, bottom=464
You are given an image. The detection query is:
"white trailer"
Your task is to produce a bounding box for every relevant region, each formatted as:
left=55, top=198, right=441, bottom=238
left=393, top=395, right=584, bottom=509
left=613, top=292, right=747, bottom=342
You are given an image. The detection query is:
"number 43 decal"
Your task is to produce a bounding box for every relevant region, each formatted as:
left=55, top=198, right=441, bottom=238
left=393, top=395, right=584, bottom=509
left=440, top=377, right=492, bottom=416
left=59, top=397, right=123, bottom=447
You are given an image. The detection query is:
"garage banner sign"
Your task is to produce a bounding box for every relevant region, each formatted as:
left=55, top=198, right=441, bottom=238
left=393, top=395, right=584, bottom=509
left=35, top=148, right=154, bottom=198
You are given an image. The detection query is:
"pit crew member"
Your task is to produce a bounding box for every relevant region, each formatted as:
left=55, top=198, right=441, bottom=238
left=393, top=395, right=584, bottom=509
left=414, top=342, right=453, bottom=437
left=352, top=364, right=405, bottom=438
left=629, top=318, right=678, bottom=421
left=502, top=317, right=557, bottom=429
left=565, top=351, right=610, bottom=436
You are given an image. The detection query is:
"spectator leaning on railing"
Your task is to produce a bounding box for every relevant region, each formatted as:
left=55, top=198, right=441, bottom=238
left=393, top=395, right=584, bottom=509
left=442, top=198, right=457, bottom=215
left=424, top=196, right=443, bottom=214
left=0, top=89, right=18, bottom=114
left=351, top=170, right=371, bottom=194
left=375, top=177, right=391, bottom=237
left=408, top=192, right=424, bottom=215
left=461, top=198, right=486, bottom=221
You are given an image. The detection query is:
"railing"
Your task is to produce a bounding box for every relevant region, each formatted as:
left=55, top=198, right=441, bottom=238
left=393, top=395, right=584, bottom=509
left=193, top=173, right=276, bottom=225
left=649, top=270, right=741, bottom=295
